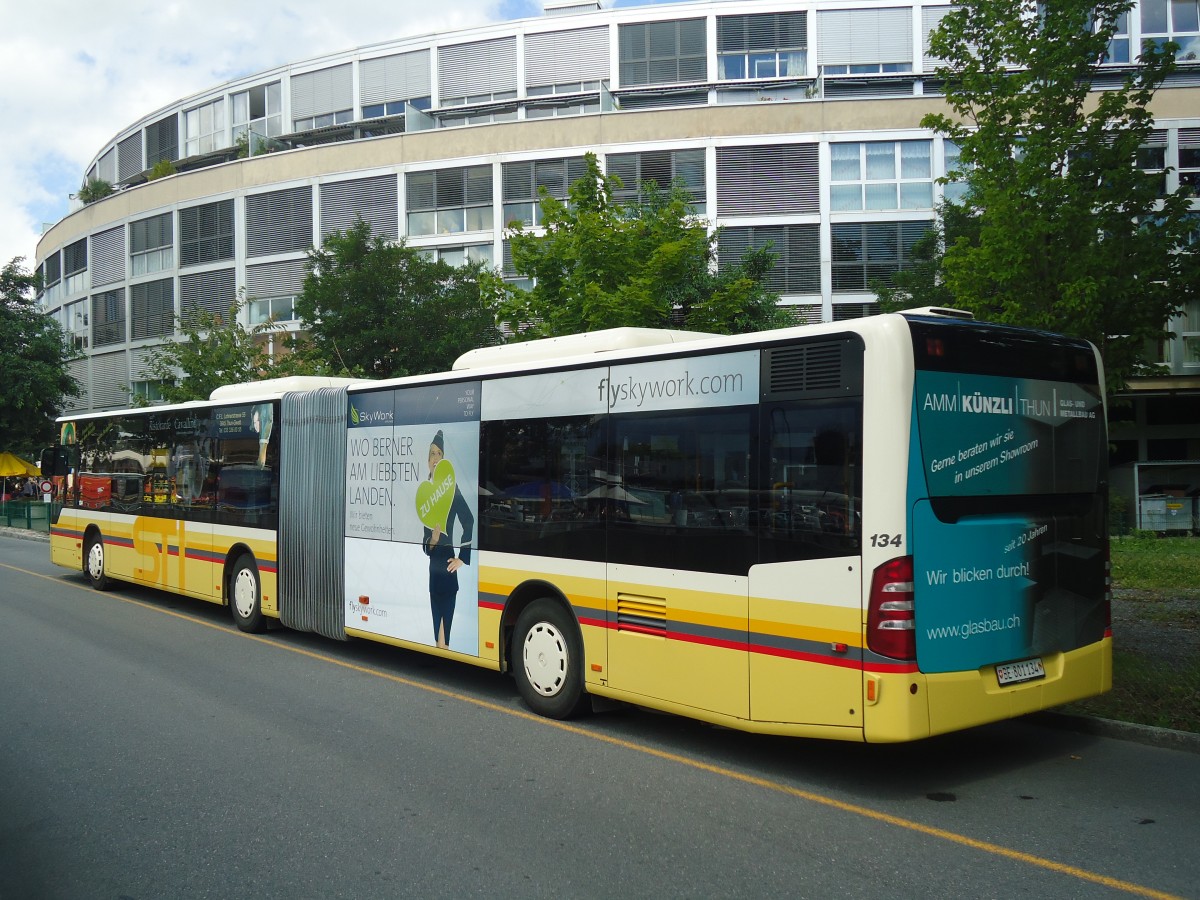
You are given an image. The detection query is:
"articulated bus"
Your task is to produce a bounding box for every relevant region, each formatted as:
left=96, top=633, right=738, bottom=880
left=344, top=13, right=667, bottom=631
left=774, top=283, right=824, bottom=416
left=44, top=310, right=1111, bottom=742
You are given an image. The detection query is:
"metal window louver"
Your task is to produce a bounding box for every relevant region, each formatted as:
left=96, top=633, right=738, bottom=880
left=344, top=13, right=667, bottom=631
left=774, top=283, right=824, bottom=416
left=145, top=114, right=179, bottom=166
left=97, top=148, right=117, bottom=184
left=320, top=175, right=399, bottom=242
left=360, top=49, right=431, bottom=105
left=130, top=278, right=175, bottom=340
left=619, top=19, right=707, bottom=86
left=245, top=186, right=314, bottom=257
left=90, top=227, right=125, bottom=286
left=438, top=37, right=517, bottom=101
left=717, top=144, right=819, bottom=215
left=91, top=289, right=126, bottom=347
left=246, top=259, right=308, bottom=298
left=502, top=157, right=587, bottom=202
left=830, top=220, right=930, bottom=292
left=717, top=12, right=807, bottom=53
left=179, top=268, right=236, bottom=327
left=44, top=253, right=61, bottom=285
left=180, top=200, right=235, bottom=267
left=117, top=133, right=143, bottom=183
left=607, top=149, right=705, bottom=203
left=90, top=352, right=129, bottom=407
left=525, top=27, right=609, bottom=89
left=922, top=6, right=953, bottom=70
left=818, top=8, right=914, bottom=66
left=718, top=225, right=821, bottom=295
left=291, top=63, right=353, bottom=120
left=131, top=213, right=173, bottom=254
left=64, top=239, right=88, bottom=277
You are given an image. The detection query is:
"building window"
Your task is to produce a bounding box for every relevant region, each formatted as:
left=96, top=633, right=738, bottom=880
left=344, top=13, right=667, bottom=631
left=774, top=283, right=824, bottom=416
left=830, top=141, right=933, bottom=211
left=130, top=279, right=175, bottom=340
left=1179, top=129, right=1200, bottom=192
left=618, top=19, right=707, bottom=87
left=717, top=12, right=807, bottom=80
left=942, top=141, right=970, bottom=205
left=502, top=157, right=589, bottom=227
left=1140, top=0, right=1200, bottom=62
left=421, top=244, right=494, bottom=267
left=406, top=166, right=494, bottom=237
left=831, top=221, right=932, bottom=292
left=1181, top=299, right=1200, bottom=366
left=183, top=98, right=226, bottom=157
left=63, top=239, right=88, bottom=295
left=130, top=213, right=174, bottom=276
left=91, top=289, right=126, bottom=347
left=130, top=380, right=168, bottom=404
left=232, top=82, right=282, bottom=143
left=180, top=199, right=235, bottom=267
left=249, top=295, right=298, bottom=325
left=607, top=149, right=705, bottom=208
left=362, top=96, right=431, bottom=119
left=437, top=108, right=518, bottom=128
left=524, top=100, right=601, bottom=119
left=1102, top=10, right=1131, bottom=63
left=145, top=114, right=179, bottom=167
left=526, top=81, right=603, bottom=98
left=64, top=298, right=88, bottom=350
left=718, top=225, right=821, bottom=295
left=245, top=186, right=313, bottom=257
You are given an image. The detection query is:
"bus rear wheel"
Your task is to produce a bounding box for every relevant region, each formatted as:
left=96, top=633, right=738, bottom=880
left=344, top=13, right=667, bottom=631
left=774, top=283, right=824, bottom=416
left=229, top=554, right=266, bottom=633
left=84, top=534, right=111, bottom=591
left=513, top=599, right=589, bottom=719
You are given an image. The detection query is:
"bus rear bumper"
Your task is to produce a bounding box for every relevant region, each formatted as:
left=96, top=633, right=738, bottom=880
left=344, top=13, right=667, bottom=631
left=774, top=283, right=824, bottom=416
left=864, top=637, right=1112, bottom=742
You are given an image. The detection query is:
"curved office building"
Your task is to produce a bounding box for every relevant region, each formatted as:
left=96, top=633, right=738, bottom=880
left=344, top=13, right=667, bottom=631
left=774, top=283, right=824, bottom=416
left=36, top=0, right=1200, bottom=419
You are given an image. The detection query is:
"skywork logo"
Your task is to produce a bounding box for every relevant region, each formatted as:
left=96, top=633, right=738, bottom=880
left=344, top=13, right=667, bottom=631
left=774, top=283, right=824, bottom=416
left=350, top=402, right=394, bottom=426
left=598, top=371, right=745, bottom=410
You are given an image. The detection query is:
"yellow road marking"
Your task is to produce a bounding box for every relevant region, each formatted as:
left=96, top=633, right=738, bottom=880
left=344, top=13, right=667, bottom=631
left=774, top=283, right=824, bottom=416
left=2, top=561, right=1183, bottom=900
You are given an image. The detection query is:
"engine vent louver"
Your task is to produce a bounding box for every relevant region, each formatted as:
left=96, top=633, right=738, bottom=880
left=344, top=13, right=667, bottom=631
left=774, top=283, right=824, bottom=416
left=763, top=337, right=864, bottom=400
left=616, top=594, right=667, bottom=636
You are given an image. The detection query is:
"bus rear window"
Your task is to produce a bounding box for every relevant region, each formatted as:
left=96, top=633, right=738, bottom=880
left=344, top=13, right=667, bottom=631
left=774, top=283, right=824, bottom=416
left=907, top=319, right=1104, bottom=499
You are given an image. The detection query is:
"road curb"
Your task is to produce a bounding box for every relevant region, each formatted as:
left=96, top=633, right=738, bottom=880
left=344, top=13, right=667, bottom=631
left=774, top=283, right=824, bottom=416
left=1029, top=711, right=1200, bottom=755
left=0, top=525, right=49, bottom=543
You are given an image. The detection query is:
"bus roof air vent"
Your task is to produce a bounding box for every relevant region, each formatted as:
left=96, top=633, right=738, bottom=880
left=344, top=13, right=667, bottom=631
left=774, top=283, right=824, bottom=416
left=762, top=337, right=864, bottom=400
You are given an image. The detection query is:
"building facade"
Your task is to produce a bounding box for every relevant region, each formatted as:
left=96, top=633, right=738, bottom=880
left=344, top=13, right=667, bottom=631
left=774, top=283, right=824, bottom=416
left=35, top=0, right=1200, bottom=432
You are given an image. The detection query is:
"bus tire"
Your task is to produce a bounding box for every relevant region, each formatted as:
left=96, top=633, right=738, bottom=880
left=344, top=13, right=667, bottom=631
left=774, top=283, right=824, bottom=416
left=513, top=599, right=589, bottom=719
left=84, top=534, right=111, bottom=591
left=229, top=554, right=266, bottom=633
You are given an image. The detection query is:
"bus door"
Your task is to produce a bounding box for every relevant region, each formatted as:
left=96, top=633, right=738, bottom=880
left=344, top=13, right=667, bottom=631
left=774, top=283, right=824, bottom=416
left=748, top=397, right=864, bottom=727
left=603, top=408, right=752, bottom=720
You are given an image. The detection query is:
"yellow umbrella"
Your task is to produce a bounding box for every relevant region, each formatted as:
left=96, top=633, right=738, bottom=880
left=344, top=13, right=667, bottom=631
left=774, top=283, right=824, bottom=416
left=0, top=452, right=40, bottom=499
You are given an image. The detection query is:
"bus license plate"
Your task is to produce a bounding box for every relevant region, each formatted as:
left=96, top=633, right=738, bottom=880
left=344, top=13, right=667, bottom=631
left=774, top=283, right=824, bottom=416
left=995, top=658, right=1045, bottom=686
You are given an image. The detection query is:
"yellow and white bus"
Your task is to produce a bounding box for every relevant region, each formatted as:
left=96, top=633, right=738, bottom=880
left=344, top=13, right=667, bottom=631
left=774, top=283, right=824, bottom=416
left=44, top=310, right=1111, bottom=742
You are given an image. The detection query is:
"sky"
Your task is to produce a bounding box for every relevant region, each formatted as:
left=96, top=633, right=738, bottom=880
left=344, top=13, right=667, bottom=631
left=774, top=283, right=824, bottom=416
left=0, top=0, right=687, bottom=273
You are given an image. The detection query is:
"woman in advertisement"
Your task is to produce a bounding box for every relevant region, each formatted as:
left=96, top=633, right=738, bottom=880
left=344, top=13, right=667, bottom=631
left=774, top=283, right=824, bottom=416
left=422, top=430, right=474, bottom=650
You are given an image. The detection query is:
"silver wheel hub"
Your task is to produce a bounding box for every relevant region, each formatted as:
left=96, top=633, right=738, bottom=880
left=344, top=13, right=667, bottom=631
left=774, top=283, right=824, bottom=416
left=522, top=621, right=568, bottom=697
left=233, top=568, right=257, bottom=618
left=87, top=542, right=104, bottom=579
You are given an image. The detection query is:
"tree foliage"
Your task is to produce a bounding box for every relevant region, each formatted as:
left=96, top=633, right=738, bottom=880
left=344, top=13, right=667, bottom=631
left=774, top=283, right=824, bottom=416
left=0, top=258, right=78, bottom=453
left=919, top=0, right=1198, bottom=392
left=500, top=152, right=787, bottom=338
left=140, top=292, right=277, bottom=404
left=295, top=220, right=503, bottom=379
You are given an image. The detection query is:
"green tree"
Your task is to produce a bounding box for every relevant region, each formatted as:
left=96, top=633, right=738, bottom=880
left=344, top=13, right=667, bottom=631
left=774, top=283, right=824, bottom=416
left=0, top=258, right=78, bottom=453
left=921, top=0, right=1198, bottom=392
left=140, top=292, right=277, bottom=404
left=77, top=178, right=114, bottom=204
left=873, top=200, right=979, bottom=313
left=295, top=220, right=502, bottom=379
left=501, top=153, right=786, bottom=338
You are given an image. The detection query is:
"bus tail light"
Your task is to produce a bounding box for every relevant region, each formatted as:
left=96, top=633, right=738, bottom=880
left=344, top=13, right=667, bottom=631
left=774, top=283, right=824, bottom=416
left=868, top=556, right=916, bottom=660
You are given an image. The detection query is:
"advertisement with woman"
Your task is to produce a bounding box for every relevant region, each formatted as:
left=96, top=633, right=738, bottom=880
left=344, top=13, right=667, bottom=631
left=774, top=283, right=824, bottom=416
left=344, top=382, right=481, bottom=655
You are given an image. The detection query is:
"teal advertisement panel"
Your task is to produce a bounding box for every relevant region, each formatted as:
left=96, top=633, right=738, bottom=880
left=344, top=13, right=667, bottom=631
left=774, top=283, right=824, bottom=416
left=915, top=371, right=1101, bottom=498
left=909, top=372, right=1106, bottom=674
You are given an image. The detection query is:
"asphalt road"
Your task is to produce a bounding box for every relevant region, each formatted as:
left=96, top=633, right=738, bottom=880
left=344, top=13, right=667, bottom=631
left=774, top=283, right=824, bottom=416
left=1, top=532, right=1197, bottom=900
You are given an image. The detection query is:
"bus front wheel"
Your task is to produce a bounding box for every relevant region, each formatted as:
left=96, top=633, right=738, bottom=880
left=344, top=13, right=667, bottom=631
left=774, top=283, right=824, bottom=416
left=513, top=599, right=589, bottom=719
left=229, top=554, right=266, bottom=633
left=84, top=534, right=111, bottom=591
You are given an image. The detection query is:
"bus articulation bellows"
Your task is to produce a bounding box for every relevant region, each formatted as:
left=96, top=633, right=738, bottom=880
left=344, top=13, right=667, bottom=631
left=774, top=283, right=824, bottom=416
left=43, top=310, right=1111, bottom=741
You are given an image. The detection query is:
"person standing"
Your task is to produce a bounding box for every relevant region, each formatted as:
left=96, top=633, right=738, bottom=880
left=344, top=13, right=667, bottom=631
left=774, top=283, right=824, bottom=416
left=422, top=430, right=474, bottom=650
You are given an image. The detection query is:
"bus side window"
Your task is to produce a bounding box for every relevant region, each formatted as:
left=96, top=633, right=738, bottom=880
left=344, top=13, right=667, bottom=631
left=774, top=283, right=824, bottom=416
left=760, top=400, right=862, bottom=563
left=606, top=408, right=756, bottom=577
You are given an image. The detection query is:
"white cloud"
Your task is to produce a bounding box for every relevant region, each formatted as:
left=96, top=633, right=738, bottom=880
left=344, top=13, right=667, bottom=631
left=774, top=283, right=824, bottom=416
left=0, top=0, right=543, bottom=269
